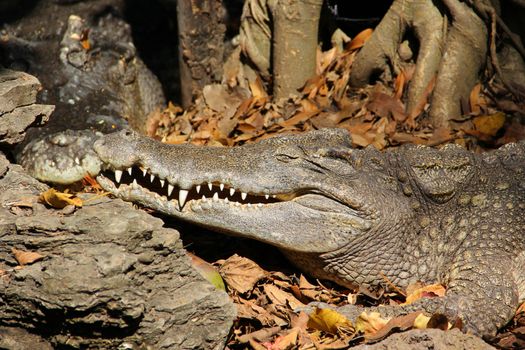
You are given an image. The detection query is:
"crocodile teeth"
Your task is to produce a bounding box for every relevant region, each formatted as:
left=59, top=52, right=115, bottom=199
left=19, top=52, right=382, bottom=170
left=160, top=179, right=165, bottom=188
left=257, top=203, right=263, bottom=208
left=202, top=195, right=207, bottom=202
left=213, top=192, right=219, bottom=201
left=127, top=167, right=132, bottom=175
left=241, top=192, right=247, bottom=200
left=132, top=179, right=138, bottom=189
left=196, top=185, right=201, bottom=193
left=150, top=174, right=155, bottom=182
left=265, top=194, right=269, bottom=200
left=220, top=183, right=224, bottom=191
left=142, top=168, right=147, bottom=177
left=115, top=170, right=123, bottom=183
left=179, top=189, right=188, bottom=207
left=224, top=197, right=229, bottom=203
left=167, top=184, right=174, bottom=196
left=208, top=183, right=213, bottom=191
left=230, top=188, right=235, bottom=196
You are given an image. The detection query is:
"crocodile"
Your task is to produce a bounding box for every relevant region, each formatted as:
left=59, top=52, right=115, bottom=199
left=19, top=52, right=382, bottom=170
left=86, top=128, right=525, bottom=337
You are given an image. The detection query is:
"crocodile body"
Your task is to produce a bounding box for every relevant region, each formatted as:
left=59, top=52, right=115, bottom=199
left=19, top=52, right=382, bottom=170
left=87, top=128, right=525, bottom=336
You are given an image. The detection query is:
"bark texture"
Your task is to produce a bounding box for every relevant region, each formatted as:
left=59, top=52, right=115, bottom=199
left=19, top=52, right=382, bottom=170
left=176, top=0, right=227, bottom=107
left=272, top=0, right=323, bottom=100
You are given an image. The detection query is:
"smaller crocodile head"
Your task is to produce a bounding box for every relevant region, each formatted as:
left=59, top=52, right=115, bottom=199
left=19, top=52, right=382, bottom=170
left=93, top=129, right=414, bottom=265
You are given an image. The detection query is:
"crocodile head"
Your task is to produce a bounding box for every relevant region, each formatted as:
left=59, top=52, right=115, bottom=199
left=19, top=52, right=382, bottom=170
left=93, top=129, right=415, bottom=260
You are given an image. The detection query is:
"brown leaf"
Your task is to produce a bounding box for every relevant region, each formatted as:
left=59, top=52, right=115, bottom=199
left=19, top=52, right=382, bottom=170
left=469, top=83, right=482, bottom=114
left=264, top=284, right=305, bottom=309
left=347, top=28, right=373, bottom=51
left=367, top=91, right=406, bottom=122
left=472, top=112, right=506, bottom=136
left=219, top=254, right=267, bottom=294
left=364, top=312, right=421, bottom=342
left=12, top=248, right=44, bottom=266
left=237, top=326, right=281, bottom=344
left=403, top=283, right=446, bottom=305
left=40, top=188, right=82, bottom=209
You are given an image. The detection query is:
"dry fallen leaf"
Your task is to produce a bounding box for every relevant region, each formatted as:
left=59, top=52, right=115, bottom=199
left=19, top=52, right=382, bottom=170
left=473, top=112, right=506, bottom=136
left=403, top=283, right=446, bottom=305
left=40, top=188, right=83, bottom=209
left=347, top=28, right=373, bottom=51
left=187, top=252, right=225, bottom=291
left=355, top=311, right=389, bottom=337
left=264, top=284, right=305, bottom=309
left=219, top=254, right=267, bottom=294
left=364, top=312, right=421, bottom=342
left=12, top=248, right=44, bottom=266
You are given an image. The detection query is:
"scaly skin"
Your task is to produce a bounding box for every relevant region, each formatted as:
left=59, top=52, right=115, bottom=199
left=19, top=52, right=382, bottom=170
left=91, top=128, right=525, bottom=336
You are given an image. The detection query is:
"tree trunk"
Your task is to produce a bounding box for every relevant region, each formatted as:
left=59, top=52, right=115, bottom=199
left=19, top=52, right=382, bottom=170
left=176, top=0, right=226, bottom=107
left=272, top=0, right=323, bottom=101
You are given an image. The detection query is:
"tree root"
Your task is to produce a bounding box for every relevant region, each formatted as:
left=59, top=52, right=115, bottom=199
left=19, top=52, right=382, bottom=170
left=349, top=0, right=488, bottom=128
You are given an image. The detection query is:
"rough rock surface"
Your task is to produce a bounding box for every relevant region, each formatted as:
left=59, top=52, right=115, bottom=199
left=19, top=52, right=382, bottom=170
left=0, top=154, right=235, bottom=349
left=0, top=69, right=54, bottom=145
left=352, top=328, right=495, bottom=350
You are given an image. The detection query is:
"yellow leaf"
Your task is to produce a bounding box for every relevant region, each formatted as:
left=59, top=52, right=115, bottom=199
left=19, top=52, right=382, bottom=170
left=413, top=313, right=431, bottom=329
left=40, top=188, right=83, bottom=209
left=307, top=308, right=354, bottom=334
left=355, top=311, right=389, bottom=336
left=187, top=252, right=225, bottom=291
left=473, top=112, right=505, bottom=136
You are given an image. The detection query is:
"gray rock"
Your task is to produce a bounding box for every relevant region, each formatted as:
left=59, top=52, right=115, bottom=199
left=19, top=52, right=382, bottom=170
left=351, top=328, right=495, bottom=350
left=0, top=154, right=235, bottom=349
left=0, top=69, right=54, bottom=145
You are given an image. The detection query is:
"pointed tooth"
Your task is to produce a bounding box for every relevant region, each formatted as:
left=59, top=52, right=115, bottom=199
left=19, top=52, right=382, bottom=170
left=196, top=185, right=201, bottom=193
left=224, top=197, right=229, bottom=203
left=160, top=179, right=165, bottom=187
left=115, top=170, right=123, bottom=183
left=167, top=184, right=174, bottom=196
left=127, top=167, right=132, bottom=175
left=220, top=183, right=224, bottom=191
left=230, top=188, right=235, bottom=196
left=265, top=194, right=269, bottom=200
left=202, top=195, right=207, bottom=202
left=257, top=203, right=263, bottom=208
left=179, top=189, right=188, bottom=207
left=213, top=192, right=219, bottom=201
left=247, top=203, right=252, bottom=208
left=208, top=182, right=213, bottom=191
left=241, top=192, right=247, bottom=200
left=150, top=174, right=155, bottom=182
left=132, top=179, right=138, bottom=189
left=272, top=194, right=276, bottom=198
left=142, top=168, right=147, bottom=176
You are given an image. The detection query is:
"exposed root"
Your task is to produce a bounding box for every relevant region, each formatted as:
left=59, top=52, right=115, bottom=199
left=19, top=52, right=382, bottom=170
left=349, top=0, right=489, bottom=128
